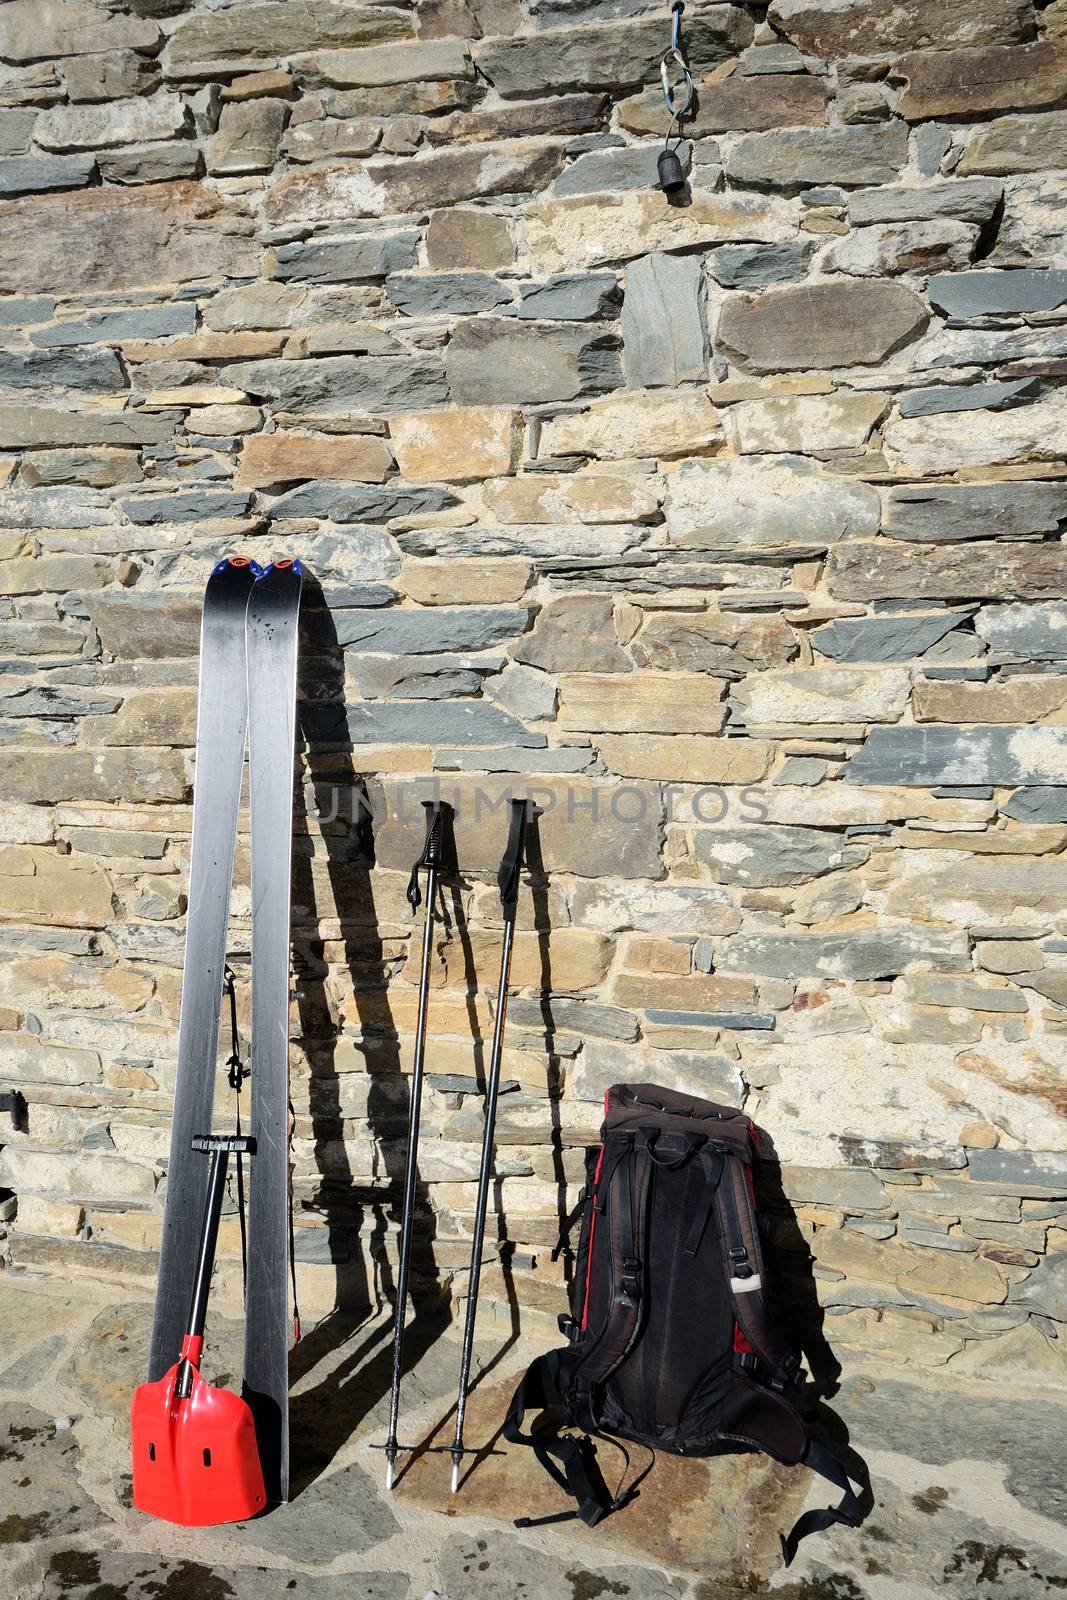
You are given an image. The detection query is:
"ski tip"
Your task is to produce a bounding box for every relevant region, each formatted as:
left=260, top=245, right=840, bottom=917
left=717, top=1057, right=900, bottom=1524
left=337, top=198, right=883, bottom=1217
left=258, top=558, right=304, bottom=580
left=211, top=556, right=263, bottom=579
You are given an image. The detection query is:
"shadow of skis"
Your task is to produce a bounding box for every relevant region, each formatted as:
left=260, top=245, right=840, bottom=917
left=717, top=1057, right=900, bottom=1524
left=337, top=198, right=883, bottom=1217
left=286, top=575, right=449, bottom=1496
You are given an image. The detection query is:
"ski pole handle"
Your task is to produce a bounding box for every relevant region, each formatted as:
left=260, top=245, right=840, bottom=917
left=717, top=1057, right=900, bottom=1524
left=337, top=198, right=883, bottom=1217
left=497, top=798, right=531, bottom=915
left=406, top=799, right=445, bottom=912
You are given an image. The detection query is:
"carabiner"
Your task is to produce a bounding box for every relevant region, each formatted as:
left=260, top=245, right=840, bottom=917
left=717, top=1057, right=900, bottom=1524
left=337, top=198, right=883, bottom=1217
left=660, top=46, right=694, bottom=120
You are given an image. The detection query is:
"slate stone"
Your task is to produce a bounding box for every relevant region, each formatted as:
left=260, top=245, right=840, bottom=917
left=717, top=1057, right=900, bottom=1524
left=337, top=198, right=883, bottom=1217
left=474, top=9, right=752, bottom=96
left=617, top=63, right=828, bottom=136
left=1002, top=786, right=1067, bottom=822
left=0, top=686, right=120, bottom=717
left=844, top=725, right=1067, bottom=786
left=767, top=0, right=1033, bottom=56
left=121, top=490, right=252, bottom=524
left=0, top=403, right=173, bottom=447
left=30, top=303, right=196, bottom=348
left=435, top=745, right=594, bottom=773
left=691, top=824, right=869, bottom=886
left=0, top=107, right=36, bottom=156
left=304, top=698, right=544, bottom=747
left=895, top=41, right=1067, bottom=122
left=553, top=143, right=659, bottom=195
left=0, top=180, right=259, bottom=297
left=37, top=1552, right=407, bottom=1600
left=959, top=109, right=1067, bottom=176
left=266, top=142, right=565, bottom=226
left=666, top=455, right=880, bottom=551
left=349, top=651, right=500, bottom=699
left=849, top=177, right=1003, bottom=224
left=439, top=1528, right=687, bottom=1600
left=812, top=610, right=972, bottom=662
left=0, top=153, right=96, bottom=196
left=717, top=279, right=927, bottom=371
left=97, top=142, right=203, bottom=185
left=425, top=206, right=515, bottom=272
left=726, top=124, right=909, bottom=189
left=898, top=378, right=1039, bottom=417
left=621, top=251, right=707, bottom=388
left=0, top=485, right=115, bottom=529
left=223, top=355, right=448, bottom=413
left=914, top=123, right=955, bottom=178
left=645, top=1009, right=776, bottom=1030
left=269, top=482, right=454, bottom=524
left=0, top=1404, right=105, bottom=1544
left=291, top=1226, right=351, bottom=1264
left=336, top=605, right=527, bottom=654
left=885, top=480, right=1067, bottom=543
left=168, top=2, right=410, bottom=66
left=976, top=601, right=1067, bottom=661
left=969, top=1150, right=1067, bottom=1191
left=705, top=241, right=814, bottom=288
left=446, top=318, right=621, bottom=405
left=929, top=268, right=1067, bottom=317
left=397, top=523, right=643, bottom=559
left=0, top=345, right=124, bottom=392
left=515, top=272, right=618, bottom=320
left=717, top=927, right=970, bottom=981
left=828, top=539, right=1067, bottom=600
left=273, top=230, right=420, bottom=283
left=1008, top=1250, right=1066, bottom=1318
left=0, top=296, right=54, bottom=327
left=385, top=271, right=512, bottom=316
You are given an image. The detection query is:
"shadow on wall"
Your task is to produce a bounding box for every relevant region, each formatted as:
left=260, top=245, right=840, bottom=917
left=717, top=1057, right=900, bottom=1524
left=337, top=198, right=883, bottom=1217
left=285, top=580, right=530, bottom=1493
left=754, top=1130, right=871, bottom=1516
left=286, top=577, right=449, bottom=1493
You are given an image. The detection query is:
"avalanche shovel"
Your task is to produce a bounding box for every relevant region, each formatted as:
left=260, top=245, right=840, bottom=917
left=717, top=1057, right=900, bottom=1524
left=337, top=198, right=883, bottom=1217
left=132, top=1134, right=266, bottom=1526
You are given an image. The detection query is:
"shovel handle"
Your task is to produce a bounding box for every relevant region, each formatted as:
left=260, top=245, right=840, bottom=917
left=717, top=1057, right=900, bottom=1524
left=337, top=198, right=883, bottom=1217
left=175, top=1147, right=229, bottom=1399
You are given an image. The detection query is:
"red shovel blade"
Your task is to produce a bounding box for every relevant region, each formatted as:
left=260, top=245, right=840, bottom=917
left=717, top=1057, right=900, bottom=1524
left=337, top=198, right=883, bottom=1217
left=131, top=1357, right=266, bottom=1527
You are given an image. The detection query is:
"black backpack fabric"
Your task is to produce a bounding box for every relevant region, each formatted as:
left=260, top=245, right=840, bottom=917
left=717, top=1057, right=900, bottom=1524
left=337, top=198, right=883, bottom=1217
left=504, top=1083, right=866, bottom=1563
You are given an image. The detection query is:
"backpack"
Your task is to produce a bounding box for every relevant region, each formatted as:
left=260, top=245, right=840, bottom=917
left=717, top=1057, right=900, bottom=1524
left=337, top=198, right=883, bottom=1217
left=504, top=1083, right=866, bottom=1563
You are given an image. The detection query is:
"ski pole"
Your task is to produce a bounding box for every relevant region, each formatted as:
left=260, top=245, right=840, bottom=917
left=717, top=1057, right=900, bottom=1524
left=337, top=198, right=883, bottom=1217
left=450, top=797, right=530, bottom=1494
left=385, top=799, right=445, bottom=1492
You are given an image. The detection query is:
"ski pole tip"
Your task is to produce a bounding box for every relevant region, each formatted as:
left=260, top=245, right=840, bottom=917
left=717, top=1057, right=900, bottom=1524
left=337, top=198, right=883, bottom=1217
left=450, top=1460, right=460, bottom=1495
left=385, top=1460, right=394, bottom=1492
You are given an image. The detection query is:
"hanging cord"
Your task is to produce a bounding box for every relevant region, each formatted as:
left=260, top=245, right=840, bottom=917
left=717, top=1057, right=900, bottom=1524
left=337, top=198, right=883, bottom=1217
left=225, top=963, right=302, bottom=1345
left=224, top=965, right=250, bottom=1291
left=288, top=1089, right=302, bottom=1346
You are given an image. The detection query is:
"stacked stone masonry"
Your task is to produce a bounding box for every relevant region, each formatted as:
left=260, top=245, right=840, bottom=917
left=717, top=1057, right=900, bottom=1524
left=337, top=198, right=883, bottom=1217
left=0, top=0, right=1063, bottom=1388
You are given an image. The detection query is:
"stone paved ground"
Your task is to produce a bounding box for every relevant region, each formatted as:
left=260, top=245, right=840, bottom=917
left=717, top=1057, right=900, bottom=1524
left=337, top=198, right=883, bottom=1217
left=1, top=1272, right=1064, bottom=1600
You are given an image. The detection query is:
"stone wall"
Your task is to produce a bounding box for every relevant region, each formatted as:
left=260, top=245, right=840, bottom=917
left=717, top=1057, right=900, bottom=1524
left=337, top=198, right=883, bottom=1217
left=0, top=0, right=1064, bottom=1385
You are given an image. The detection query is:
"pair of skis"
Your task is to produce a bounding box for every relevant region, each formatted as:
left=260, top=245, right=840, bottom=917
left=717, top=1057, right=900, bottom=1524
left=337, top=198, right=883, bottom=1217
left=147, top=557, right=302, bottom=1508
left=384, top=797, right=531, bottom=1495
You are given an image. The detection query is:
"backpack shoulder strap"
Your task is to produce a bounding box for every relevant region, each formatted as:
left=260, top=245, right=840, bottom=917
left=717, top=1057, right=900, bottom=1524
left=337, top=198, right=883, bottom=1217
left=564, top=1131, right=654, bottom=1431
left=503, top=1353, right=628, bottom=1527
left=714, top=1150, right=798, bottom=1386
left=783, top=1437, right=869, bottom=1564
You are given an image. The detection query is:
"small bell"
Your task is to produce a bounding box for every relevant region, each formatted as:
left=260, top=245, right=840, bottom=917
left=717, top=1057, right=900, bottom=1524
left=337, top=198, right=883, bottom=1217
left=657, top=146, right=687, bottom=195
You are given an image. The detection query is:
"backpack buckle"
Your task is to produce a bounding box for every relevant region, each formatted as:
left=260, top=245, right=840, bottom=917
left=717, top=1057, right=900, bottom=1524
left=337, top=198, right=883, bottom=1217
left=617, top=1256, right=641, bottom=1304
left=770, top=1353, right=802, bottom=1393
left=558, top=1313, right=581, bottom=1342
left=729, top=1271, right=762, bottom=1294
